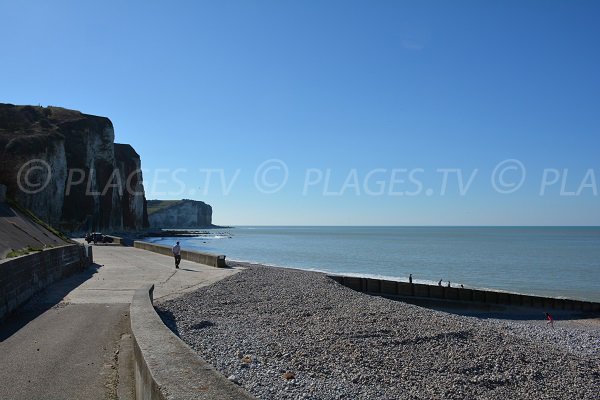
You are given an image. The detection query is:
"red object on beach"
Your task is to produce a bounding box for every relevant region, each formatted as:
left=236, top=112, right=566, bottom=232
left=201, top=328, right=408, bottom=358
left=545, top=312, right=554, bottom=328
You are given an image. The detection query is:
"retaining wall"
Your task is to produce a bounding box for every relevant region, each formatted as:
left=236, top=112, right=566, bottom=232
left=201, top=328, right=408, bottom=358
left=105, top=235, right=124, bottom=245
left=328, top=276, right=600, bottom=313
left=0, top=244, right=90, bottom=321
left=130, top=284, right=256, bottom=400
left=133, top=241, right=226, bottom=268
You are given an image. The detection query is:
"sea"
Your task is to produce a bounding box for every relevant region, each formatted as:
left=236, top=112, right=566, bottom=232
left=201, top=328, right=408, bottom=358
left=143, top=226, right=600, bottom=303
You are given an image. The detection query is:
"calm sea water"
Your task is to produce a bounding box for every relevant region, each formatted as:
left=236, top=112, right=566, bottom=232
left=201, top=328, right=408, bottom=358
left=144, top=226, right=600, bottom=302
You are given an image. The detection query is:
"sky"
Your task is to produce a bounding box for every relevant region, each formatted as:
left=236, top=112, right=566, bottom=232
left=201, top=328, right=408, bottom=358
left=1, top=0, right=599, bottom=225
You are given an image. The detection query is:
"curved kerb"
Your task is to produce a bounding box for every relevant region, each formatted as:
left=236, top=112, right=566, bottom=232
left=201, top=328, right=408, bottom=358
left=130, top=284, right=256, bottom=400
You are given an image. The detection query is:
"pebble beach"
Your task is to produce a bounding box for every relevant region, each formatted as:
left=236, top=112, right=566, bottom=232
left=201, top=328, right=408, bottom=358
left=156, top=263, right=600, bottom=400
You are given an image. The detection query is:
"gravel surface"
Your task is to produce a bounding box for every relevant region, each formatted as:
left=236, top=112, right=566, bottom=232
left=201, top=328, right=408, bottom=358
left=157, top=263, right=600, bottom=400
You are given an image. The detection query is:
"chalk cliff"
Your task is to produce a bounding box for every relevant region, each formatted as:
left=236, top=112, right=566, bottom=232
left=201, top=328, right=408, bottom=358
left=147, top=199, right=213, bottom=228
left=0, top=103, right=149, bottom=231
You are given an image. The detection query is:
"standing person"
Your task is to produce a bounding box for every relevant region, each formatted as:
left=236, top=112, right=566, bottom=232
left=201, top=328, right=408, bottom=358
left=438, top=279, right=442, bottom=286
left=409, top=274, right=413, bottom=284
left=545, top=312, right=554, bottom=328
left=172, top=241, right=181, bottom=269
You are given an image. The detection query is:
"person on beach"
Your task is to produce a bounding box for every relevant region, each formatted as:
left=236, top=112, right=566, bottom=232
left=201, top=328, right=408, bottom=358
left=409, top=274, right=413, bottom=284
left=545, top=312, right=554, bottom=328
left=447, top=281, right=451, bottom=287
left=172, top=241, right=181, bottom=269
left=438, top=279, right=442, bottom=286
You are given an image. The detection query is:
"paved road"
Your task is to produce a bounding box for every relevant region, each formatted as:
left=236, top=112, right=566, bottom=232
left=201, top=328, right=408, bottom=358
left=0, top=245, right=241, bottom=400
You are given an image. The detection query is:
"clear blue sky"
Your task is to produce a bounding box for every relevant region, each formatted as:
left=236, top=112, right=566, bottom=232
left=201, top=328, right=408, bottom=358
left=2, top=1, right=599, bottom=225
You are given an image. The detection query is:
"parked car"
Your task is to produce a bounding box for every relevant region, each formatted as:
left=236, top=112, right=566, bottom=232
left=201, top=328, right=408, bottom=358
left=85, top=232, right=113, bottom=244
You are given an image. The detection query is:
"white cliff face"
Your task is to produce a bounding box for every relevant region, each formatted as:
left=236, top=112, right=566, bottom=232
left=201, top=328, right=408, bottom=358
left=148, top=200, right=212, bottom=228
left=88, top=124, right=122, bottom=229
left=115, top=143, right=147, bottom=230
left=0, top=104, right=149, bottom=232
left=14, top=140, right=67, bottom=227
left=129, top=160, right=146, bottom=230
left=60, top=118, right=123, bottom=231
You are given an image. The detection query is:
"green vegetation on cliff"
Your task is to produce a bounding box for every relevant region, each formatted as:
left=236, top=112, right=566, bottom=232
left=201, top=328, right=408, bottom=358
left=6, top=245, right=45, bottom=258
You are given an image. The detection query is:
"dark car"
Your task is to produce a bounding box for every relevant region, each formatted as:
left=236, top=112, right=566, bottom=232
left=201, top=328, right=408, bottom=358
left=85, top=232, right=113, bottom=244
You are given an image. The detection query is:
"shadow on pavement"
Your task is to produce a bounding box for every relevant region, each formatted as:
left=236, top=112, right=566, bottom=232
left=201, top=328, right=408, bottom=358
left=177, top=268, right=200, bottom=273
left=0, top=263, right=101, bottom=342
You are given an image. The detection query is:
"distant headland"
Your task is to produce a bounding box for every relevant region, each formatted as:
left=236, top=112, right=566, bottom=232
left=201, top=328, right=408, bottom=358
left=147, top=199, right=220, bottom=229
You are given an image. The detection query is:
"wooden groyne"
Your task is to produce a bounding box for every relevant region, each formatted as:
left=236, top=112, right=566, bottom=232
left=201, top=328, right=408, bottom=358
left=328, top=275, right=600, bottom=313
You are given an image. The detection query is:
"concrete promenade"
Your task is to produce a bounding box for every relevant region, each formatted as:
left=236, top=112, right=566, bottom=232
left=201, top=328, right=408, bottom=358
left=0, top=245, right=241, bottom=400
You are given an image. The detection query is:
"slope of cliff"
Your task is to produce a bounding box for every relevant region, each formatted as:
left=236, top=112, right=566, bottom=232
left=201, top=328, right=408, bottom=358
left=0, top=103, right=149, bottom=232
left=147, top=199, right=213, bottom=228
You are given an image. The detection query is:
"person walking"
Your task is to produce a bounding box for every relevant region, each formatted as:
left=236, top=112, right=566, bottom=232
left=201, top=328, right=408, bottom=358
left=409, top=274, right=413, bottom=284
left=172, top=241, right=181, bottom=269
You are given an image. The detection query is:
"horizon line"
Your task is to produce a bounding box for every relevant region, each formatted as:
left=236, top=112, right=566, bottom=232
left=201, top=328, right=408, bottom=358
left=210, top=224, right=600, bottom=228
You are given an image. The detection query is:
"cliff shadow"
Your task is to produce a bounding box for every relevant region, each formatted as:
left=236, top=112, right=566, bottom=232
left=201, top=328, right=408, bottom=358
left=0, top=262, right=101, bottom=342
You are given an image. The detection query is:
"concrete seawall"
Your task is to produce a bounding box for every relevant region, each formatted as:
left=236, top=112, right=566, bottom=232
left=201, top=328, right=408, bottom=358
left=0, top=244, right=90, bottom=321
left=329, top=276, right=600, bottom=313
left=105, top=235, right=125, bottom=246
left=130, top=284, right=256, bottom=400
left=133, top=241, right=227, bottom=268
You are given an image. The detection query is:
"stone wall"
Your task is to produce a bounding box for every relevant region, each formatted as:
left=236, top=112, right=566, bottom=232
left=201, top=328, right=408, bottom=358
left=133, top=241, right=226, bottom=268
left=130, top=285, right=256, bottom=400
left=0, top=244, right=90, bottom=321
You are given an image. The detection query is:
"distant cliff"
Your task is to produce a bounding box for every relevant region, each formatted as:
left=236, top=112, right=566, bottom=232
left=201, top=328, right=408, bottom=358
left=147, top=199, right=213, bottom=228
left=0, top=103, right=149, bottom=231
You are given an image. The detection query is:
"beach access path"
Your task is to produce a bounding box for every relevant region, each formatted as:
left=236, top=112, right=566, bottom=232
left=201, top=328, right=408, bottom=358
left=0, top=244, right=241, bottom=400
